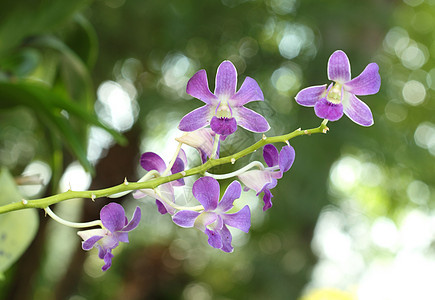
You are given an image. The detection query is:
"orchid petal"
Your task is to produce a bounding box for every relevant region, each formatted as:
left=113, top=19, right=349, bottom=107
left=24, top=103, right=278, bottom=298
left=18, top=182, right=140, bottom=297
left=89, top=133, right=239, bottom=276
left=238, top=169, right=273, bottom=194
left=176, top=129, right=215, bottom=163
left=279, top=145, right=295, bottom=173
left=295, top=85, right=327, bottom=107
left=314, top=97, right=343, bottom=121
left=328, top=50, right=351, bottom=83
left=186, top=69, right=218, bottom=105
left=214, top=61, right=237, bottom=98
left=122, top=206, right=142, bottom=232
left=192, top=177, right=220, bottom=211
left=205, top=228, right=223, bottom=249
left=343, top=94, right=374, bottom=126
left=77, top=228, right=105, bottom=242
left=99, top=234, right=120, bottom=250
left=229, top=76, right=264, bottom=106
left=263, top=144, right=279, bottom=168
left=223, top=205, right=251, bottom=233
left=156, top=200, right=169, bottom=215
left=345, top=63, right=381, bottom=96
left=132, top=190, right=147, bottom=199
left=171, top=149, right=187, bottom=186
left=262, top=189, right=273, bottom=211
left=178, top=105, right=213, bottom=132
left=114, top=231, right=129, bottom=243
left=195, top=211, right=218, bottom=231
left=219, top=225, right=233, bottom=253
left=96, top=245, right=106, bottom=259
left=102, top=251, right=114, bottom=271
left=210, top=116, right=237, bottom=136
left=140, top=152, right=166, bottom=173
left=172, top=210, right=201, bottom=228
left=82, top=235, right=104, bottom=250
left=100, top=203, right=126, bottom=232
left=234, top=106, right=270, bottom=133
left=218, top=180, right=242, bottom=212
left=215, top=215, right=224, bottom=230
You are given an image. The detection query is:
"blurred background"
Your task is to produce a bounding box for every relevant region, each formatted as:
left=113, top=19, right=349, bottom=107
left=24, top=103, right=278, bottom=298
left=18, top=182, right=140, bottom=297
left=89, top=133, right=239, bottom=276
left=0, top=0, right=434, bottom=299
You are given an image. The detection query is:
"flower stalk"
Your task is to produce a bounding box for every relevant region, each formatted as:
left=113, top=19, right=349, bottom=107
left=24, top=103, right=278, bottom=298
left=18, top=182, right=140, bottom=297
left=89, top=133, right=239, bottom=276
left=44, top=206, right=103, bottom=229
left=0, top=121, right=328, bottom=215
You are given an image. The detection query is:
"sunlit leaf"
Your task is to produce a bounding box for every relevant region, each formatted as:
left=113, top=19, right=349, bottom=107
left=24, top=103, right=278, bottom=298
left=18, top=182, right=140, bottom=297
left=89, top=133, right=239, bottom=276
left=0, top=168, right=39, bottom=277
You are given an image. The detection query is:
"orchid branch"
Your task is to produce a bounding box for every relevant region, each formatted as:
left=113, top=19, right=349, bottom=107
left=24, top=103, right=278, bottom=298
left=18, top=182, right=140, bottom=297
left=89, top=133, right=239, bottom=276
left=0, top=121, right=328, bottom=215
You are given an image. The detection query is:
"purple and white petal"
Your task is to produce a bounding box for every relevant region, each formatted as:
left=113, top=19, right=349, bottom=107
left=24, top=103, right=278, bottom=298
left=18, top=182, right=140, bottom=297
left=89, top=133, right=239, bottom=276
left=233, top=106, right=270, bottom=133
left=114, top=231, right=129, bottom=243
left=229, top=76, right=264, bottom=106
left=99, top=234, right=120, bottom=251
left=210, top=116, right=237, bottom=136
left=77, top=228, right=105, bottom=241
left=186, top=69, right=218, bottom=105
left=100, top=203, right=126, bottom=232
left=171, top=149, right=187, bottom=175
left=122, top=207, right=142, bottom=232
left=222, top=205, right=251, bottom=233
left=140, top=152, right=166, bottom=173
left=238, top=170, right=273, bottom=194
left=214, top=61, right=237, bottom=98
left=219, top=225, right=234, bottom=253
left=342, top=94, right=374, bottom=126
left=192, top=177, right=220, bottom=211
left=171, top=149, right=187, bottom=186
left=97, top=245, right=107, bottom=259
left=172, top=210, right=201, bottom=228
left=328, top=50, right=351, bottom=83
left=81, top=235, right=104, bottom=250
left=156, top=183, right=176, bottom=215
left=344, top=63, right=381, bottom=96
left=263, top=144, right=279, bottom=168
left=262, top=189, right=273, bottom=211
left=278, top=145, right=295, bottom=173
left=205, top=228, right=223, bottom=249
left=295, top=85, right=327, bottom=107
left=195, top=211, right=218, bottom=230
left=175, top=129, right=215, bottom=163
left=178, top=105, right=213, bottom=132
left=314, top=97, right=343, bottom=121
left=218, top=180, right=242, bottom=212
left=156, top=200, right=170, bottom=215
left=101, top=251, right=114, bottom=271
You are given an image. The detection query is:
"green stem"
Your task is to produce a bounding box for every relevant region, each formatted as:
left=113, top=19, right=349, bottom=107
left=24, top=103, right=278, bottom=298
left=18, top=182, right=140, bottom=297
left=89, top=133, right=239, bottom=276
left=0, top=121, right=328, bottom=214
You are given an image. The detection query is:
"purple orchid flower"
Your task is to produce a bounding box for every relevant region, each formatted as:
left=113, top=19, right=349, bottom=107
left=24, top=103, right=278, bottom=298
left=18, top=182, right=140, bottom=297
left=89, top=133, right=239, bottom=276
left=295, top=50, right=381, bottom=126
left=175, top=128, right=219, bottom=163
left=178, top=60, right=270, bottom=137
left=238, top=144, right=295, bottom=211
left=133, top=149, right=187, bottom=215
left=172, top=177, right=251, bottom=253
left=77, top=203, right=141, bottom=271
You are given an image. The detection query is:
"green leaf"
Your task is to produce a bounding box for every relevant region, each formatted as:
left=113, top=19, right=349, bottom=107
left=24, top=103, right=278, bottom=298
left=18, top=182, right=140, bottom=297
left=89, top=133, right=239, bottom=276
left=0, top=0, right=92, bottom=57
left=0, top=82, right=127, bottom=174
left=0, top=168, right=39, bottom=276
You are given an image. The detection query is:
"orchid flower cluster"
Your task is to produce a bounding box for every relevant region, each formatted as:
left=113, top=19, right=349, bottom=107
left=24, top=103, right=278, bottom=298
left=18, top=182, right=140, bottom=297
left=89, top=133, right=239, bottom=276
left=4, top=50, right=380, bottom=271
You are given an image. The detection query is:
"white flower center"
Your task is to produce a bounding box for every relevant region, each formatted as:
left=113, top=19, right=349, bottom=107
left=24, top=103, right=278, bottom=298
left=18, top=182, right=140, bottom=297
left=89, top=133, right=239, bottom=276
left=326, top=83, right=342, bottom=104
left=216, top=98, right=232, bottom=118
